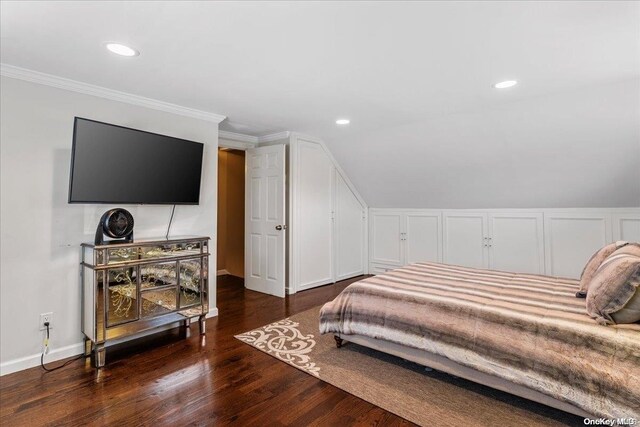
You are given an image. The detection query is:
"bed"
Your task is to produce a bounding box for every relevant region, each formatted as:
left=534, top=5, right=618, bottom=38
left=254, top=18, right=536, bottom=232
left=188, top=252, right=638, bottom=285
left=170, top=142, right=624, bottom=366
left=319, top=262, right=640, bottom=419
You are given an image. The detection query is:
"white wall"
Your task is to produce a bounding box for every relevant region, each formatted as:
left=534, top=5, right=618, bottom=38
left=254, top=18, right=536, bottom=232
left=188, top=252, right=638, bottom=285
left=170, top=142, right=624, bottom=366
left=0, top=77, right=220, bottom=374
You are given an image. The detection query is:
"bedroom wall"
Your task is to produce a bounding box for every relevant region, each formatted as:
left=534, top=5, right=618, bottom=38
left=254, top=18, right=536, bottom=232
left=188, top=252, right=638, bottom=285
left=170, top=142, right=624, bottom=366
left=0, top=76, right=221, bottom=374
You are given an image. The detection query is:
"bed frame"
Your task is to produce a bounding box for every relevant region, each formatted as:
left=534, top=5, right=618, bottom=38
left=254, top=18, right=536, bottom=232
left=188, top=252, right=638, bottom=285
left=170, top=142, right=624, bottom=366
left=334, top=334, right=592, bottom=418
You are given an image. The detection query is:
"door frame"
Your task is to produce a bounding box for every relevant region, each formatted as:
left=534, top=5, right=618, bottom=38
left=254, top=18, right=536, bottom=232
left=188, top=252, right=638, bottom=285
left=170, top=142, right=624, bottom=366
left=220, top=132, right=370, bottom=295
left=217, top=140, right=288, bottom=297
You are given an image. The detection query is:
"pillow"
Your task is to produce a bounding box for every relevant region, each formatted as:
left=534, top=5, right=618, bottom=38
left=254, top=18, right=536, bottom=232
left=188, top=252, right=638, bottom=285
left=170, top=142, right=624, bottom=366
left=576, top=241, right=628, bottom=298
left=610, top=242, right=640, bottom=258
left=585, top=252, right=640, bottom=325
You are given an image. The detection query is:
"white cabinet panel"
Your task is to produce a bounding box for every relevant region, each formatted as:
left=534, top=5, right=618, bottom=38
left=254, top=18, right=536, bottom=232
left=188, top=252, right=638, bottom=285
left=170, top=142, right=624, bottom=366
left=612, top=214, right=640, bottom=242
left=335, top=172, right=365, bottom=280
left=443, top=213, right=488, bottom=268
left=370, top=212, right=403, bottom=265
left=489, top=213, right=544, bottom=274
left=544, top=213, right=611, bottom=279
left=405, top=212, right=442, bottom=264
left=297, top=141, right=334, bottom=289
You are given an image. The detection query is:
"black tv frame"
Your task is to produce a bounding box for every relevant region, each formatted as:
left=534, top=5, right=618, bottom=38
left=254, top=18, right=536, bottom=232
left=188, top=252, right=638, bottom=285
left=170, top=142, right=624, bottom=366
left=68, top=117, right=204, bottom=205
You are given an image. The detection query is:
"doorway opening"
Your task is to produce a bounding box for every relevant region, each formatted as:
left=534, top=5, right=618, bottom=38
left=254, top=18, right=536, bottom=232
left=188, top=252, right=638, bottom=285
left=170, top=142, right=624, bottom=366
left=217, top=148, right=245, bottom=281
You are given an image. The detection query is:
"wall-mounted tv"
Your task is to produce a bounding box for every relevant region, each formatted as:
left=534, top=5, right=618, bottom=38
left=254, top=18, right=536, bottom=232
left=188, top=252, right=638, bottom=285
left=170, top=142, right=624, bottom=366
left=69, top=117, right=204, bottom=205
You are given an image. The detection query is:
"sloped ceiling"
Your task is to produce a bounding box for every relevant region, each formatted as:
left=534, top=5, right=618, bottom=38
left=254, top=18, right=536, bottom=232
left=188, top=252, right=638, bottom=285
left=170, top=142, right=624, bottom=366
left=1, top=1, right=638, bottom=207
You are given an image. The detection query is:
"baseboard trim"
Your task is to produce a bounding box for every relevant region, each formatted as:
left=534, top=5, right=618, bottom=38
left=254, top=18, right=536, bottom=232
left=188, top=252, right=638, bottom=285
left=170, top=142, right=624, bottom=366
left=216, top=269, right=230, bottom=276
left=0, top=342, right=84, bottom=377
left=0, top=307, right=219, bottom=376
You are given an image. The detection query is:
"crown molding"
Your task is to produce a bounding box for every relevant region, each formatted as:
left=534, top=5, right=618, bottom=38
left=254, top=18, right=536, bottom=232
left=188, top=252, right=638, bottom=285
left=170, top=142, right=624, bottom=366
left=219, top=130, right=291, bottom=144
left=0, top=63, right=226, bottom=124
left=218, top=130, right=259, bottom=144
left=258, top=131, right=290, bottom=143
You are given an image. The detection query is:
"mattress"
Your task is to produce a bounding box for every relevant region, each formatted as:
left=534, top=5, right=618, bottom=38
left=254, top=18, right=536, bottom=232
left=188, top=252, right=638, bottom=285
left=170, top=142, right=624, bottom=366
left=319, top=262, right=640, bottom=418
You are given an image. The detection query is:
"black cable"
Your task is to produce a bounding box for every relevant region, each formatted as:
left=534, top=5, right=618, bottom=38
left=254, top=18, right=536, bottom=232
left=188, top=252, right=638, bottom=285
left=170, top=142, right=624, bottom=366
left=40, top=323, right=83, bottom=372
left=166, top=204, right=176, bottom=239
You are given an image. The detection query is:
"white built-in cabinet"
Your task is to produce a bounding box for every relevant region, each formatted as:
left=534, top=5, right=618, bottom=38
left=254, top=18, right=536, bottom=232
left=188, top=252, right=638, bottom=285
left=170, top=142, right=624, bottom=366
left=442, top=212, right=545, bottom=274
left=370, top=210, right=442, bottom=274
left=442, top=212, right=489, bottom=269
left=334, top=172, right=366, bottom=281
left=612, top=213, right=640, bottom=242
left=544, top=213, right=611, bottom=278
left=370, top=208, right=639, bottom=279
left=292, top=138, right=366, bottom=292
left=405, top=212, right=442, bottom=264
left=295, top=140, right=335, bottom=290
left=488, top=213, right=544, bottom=274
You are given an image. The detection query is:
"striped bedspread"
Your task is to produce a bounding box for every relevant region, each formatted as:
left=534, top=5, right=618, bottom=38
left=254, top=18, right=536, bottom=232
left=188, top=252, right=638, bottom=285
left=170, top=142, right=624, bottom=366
left=319, top=262, right=640, bottom=418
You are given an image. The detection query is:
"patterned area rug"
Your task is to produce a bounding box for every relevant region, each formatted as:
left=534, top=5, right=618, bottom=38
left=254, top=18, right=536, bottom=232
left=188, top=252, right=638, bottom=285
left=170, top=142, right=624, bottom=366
left=236, top=306, right=582, bottom=427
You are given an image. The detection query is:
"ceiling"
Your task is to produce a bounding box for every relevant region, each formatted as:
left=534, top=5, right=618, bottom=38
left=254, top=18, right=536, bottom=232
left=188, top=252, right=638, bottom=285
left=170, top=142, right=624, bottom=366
left=2, top=1, right=639, bottom=207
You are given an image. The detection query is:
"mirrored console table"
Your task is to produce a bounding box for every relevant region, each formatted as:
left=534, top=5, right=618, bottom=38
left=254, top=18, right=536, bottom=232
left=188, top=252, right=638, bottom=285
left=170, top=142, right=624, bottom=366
left=81, top=236, right=210, bottom=368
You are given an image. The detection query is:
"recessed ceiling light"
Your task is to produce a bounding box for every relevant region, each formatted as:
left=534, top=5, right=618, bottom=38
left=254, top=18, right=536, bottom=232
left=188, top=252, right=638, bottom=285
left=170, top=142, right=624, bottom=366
left=105, top=43, right=139, bottom=57
left=494, top=80, right=517, bottom=89
left=336, top=119, right=350, bottom=125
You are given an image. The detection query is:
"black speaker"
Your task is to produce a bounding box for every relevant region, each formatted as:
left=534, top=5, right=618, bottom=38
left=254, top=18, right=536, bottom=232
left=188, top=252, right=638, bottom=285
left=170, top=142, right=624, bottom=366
left=95, top=208, right=134, bottom=245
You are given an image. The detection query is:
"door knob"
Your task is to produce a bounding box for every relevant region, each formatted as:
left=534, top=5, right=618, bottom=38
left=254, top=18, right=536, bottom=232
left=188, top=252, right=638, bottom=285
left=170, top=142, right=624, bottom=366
left=275, top=225, right=287, bottom=230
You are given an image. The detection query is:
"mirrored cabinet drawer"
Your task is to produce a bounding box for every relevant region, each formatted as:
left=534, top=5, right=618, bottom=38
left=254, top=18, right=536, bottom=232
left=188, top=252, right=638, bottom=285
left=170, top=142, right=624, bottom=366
left=141, top=288, right=178, bottom=318
left=140, top=242, right=201, bottom=259
left=140, top=262, right=178, bottom=289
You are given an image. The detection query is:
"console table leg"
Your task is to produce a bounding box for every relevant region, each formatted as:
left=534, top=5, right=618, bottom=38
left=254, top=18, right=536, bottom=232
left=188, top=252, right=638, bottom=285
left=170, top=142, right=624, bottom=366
left=94, top=343, right=106, bottom=368
left=83, top=337, right=93, bottom=357
left=199, top=315, right=206, bottom=335
left=183, top=318, right=191, bottom=328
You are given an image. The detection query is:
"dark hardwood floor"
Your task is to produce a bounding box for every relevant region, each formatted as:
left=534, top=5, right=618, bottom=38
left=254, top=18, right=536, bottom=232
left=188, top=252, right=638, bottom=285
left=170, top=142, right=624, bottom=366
left=0, top=275, right=413, bottom=426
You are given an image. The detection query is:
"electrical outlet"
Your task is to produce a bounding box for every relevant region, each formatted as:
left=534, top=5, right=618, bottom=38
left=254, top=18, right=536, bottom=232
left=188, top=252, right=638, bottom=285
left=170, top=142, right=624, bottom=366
left=40, top=312, right=53, bottom=330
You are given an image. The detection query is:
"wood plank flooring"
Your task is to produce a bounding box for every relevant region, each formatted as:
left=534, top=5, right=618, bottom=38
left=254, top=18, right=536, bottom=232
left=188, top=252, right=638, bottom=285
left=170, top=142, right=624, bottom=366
left=0, top=275, right=579, bottom=426
left=0, top=275, right=411, bottom=426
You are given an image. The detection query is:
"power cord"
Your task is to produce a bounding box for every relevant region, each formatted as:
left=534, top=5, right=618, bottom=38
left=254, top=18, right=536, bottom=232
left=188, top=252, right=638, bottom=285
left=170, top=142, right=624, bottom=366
left=40, top=322, right=83, bottom=372
left=166, top=204, right=176, bottom=239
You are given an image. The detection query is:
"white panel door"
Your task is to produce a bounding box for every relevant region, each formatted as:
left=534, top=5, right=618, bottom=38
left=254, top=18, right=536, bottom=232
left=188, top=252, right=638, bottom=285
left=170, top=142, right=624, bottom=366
left=297, top=141, right=334, bottom=290
left=488, top=213, right=544, bottom=274
left=443, top=212, right=488, bottom=268
left=244, top=145, right=286, bottom=297
left=370, top=211, right=403, bottom=266
left=612, top=213, right=640, bottom=242
left=335, top=171, right=365, bottom=280
left=405, top=212, right=442, bottom=264
left=544, top=213, right=611, bottom=279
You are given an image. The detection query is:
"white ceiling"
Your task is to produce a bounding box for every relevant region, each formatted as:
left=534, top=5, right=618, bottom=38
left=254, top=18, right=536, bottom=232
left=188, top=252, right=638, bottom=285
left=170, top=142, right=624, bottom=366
left=2, top=1, right=639, bottom=207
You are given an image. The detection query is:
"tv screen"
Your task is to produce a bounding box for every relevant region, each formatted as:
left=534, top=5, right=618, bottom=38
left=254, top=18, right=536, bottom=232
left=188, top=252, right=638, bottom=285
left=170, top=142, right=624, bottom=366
left=69, top=118, right=204, bottom=205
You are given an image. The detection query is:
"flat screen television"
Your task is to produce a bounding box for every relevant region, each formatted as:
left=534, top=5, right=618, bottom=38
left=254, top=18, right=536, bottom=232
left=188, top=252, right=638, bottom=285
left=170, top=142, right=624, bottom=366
left=69, top=117, right=204, bottom=205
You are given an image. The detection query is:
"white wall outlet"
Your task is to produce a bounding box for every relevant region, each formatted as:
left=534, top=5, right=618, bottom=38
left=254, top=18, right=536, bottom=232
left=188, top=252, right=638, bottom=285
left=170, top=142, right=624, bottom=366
left=40, top=312, right=53, bottom=330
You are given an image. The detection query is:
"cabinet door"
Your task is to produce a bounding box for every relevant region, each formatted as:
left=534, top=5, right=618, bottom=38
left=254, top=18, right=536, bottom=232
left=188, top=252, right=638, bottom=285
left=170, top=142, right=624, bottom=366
left=443, top=212, right=488, bottom=268
left=405, top=212, right=442, bottom=264
left=335, top=172, right=365, bottom=280
left=296, top=141, right=335, bottom=290
left=544, top=213, right=611, bottom=278
left=488, top=213, right=544, bottom=274
left=370, top=211, right=403, bottom=266
left=612, top=213, right=640, bottom=242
